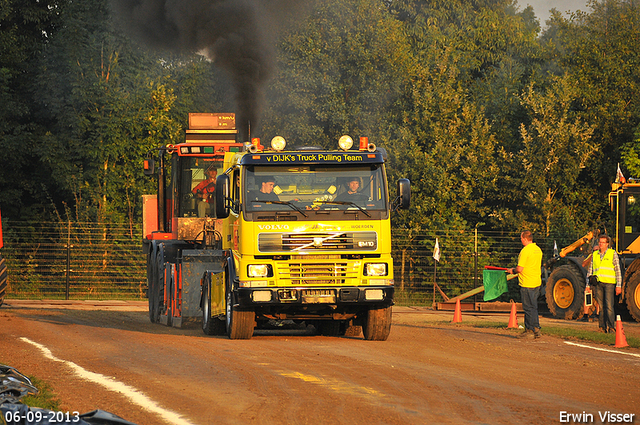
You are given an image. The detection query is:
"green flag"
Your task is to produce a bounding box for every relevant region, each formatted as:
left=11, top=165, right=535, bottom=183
left=483, top=269, right=508, bottom=301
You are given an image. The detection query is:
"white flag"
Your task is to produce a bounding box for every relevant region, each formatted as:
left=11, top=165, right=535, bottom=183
left=553, top=240, right=558, bottom=257
left=616, top=164, right=626, bottom=183
left=433, top=238, right=441, bottom=262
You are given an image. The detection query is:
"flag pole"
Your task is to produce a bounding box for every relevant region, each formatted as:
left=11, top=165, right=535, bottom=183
left=433, top=259, right=436, bottom=307
left=432, top=237, right=440, bottom=307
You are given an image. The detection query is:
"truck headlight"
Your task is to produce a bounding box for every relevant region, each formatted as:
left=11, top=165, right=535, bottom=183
left=365, top=263, right=387, bottom=276
left=248, top=264, right=272, bottom=277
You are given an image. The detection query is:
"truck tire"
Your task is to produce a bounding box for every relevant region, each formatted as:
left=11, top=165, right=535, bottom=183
left=149, top=248, right=165, bottom=323
left=362, top=305, right=392, bottom=341
left=546, top=264, right=585, bottom=320
left=625, top=272, right=640, bottom=323
left=202, top=274, right=226, bottom=335
left=0, top=253, right=7, bottom=307
left=147, top=250, right=156, bottom=322
left=225, top=270, right=255, bottom=339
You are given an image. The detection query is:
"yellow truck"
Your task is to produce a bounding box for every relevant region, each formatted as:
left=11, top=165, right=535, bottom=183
left=143, top=113, right=410, bottom=339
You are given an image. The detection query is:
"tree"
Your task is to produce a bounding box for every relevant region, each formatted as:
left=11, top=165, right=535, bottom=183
left=552, top=0, right=640, bottom=187
left=262, top=0, right=411, bottom=148
left=516, top=76, right=596, bottom=236
left=0, top=0, right=65, bottom=220
left=35, top=0, right=183, bottom=225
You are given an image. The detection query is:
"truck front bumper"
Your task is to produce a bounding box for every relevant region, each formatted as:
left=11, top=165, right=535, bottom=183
left=236, top=286, right=394, bottom=308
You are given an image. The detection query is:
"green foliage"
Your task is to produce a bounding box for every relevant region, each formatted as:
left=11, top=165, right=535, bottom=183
left=552, top=0, right=640, bottom=185
left=517, top=76, right=596, bottom=235
left=0, top=0, right=638, bottom=239
left=0, top=0, right=64, bottom=220
left=263, top=0, right=411, bottom=147
left=621, top=124, right=640, bottom=178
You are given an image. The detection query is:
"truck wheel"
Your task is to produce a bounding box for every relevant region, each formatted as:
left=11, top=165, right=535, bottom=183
left=545, top=265, right=585, bottom=320
left=0, top=253, right=7, bottom=307
left=625, top=273, right=640, bottom=323
left=202, top=275, right=226, bottom=335
left=147, top=251, right=157, bottom=322
left=362, top=306, right=392, bottom=341
left=149, top=249, right=165, bottom=323
left=225, top=272, right=255, bottom=339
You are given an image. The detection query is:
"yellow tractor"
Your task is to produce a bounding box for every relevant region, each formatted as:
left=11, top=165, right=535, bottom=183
left=545, top=178, right=640, bottom=322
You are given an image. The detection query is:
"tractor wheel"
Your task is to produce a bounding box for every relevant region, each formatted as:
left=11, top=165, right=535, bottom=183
left=625, top=272, right=640, bottom=323
left=225, top=269, right=255, bottom=339
left=545, top=265, right=586, bottom=320
left=202, top=274, right=225, bottom=335
left=362, top=305, right=392, bottom=341
left=0, top=253, right=7, bottom=307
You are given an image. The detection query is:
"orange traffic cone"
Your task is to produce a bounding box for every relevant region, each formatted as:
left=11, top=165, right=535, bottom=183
left=614, top=315, right=629, bottom=348
left=507, top=302, right=518, bottom=329
left=452, top=299, right=462, bottom=323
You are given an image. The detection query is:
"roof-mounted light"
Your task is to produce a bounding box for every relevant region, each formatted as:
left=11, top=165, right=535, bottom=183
left=338, top=135, right=353, bottom=151
left=271, top=136, right=286, bottom=151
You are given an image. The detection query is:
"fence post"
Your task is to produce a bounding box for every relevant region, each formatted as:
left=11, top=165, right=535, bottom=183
left=474, top=227, right=478, bottom=293
left=65, top=221, right=71, bottom=300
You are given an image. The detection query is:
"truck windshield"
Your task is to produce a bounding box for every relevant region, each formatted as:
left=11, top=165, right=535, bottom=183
left=244, top=164, right=388, bottom=218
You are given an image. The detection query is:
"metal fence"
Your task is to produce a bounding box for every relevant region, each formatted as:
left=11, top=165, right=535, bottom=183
left=3, top=221, right=146, bottom=300
left=2, top=221, right=585, bottom=304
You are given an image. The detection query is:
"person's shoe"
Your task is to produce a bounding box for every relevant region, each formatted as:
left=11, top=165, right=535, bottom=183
left=533, top=328, right=542, bottom=339
left=597, top=327, right=608, bottom=333
left=516, top=329, right=534, bottom=339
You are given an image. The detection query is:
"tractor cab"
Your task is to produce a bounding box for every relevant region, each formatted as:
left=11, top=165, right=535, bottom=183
left=610, top=180, right=640, bottom=256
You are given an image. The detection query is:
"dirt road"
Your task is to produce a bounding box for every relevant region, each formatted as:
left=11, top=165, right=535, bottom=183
left=1, top=301, right=638, bottom=425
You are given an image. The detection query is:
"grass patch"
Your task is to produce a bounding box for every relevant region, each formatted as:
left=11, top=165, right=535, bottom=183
left=0, top=365, right=61, bottom=410
left=448, top=321, right=640, bottom=348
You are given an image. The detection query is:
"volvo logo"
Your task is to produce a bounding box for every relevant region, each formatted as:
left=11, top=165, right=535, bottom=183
left=258, top=224, right=290, bottom=230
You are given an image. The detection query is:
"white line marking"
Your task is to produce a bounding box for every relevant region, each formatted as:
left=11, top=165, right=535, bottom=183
left=20, top=337, right=196, bottom=425
left=564, top=341, right=640, bottom=358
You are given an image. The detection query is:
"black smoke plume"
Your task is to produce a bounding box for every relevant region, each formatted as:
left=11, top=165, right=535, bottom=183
left=110, top=0, right=274, bottom=139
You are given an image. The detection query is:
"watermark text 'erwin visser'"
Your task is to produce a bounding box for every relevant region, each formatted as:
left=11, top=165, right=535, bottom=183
left=559, top=411, right=635, bottom=423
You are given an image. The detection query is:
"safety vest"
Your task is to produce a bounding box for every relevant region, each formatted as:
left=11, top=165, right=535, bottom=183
left=592, top=248, right=616, bottom=284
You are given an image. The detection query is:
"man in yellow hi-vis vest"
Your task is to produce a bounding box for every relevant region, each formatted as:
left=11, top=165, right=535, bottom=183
left=587, top=235, right=622, bottom=333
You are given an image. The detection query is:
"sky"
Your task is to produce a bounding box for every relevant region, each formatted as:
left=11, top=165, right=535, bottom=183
left=521, top=0, right=591, bottom=26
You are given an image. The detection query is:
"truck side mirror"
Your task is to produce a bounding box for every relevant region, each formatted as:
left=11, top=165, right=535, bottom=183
left=216, top=174, right=230, bottom=219
left=397, top=178, right=411, bottom=210
left=143, top=158, right=155, bottom=176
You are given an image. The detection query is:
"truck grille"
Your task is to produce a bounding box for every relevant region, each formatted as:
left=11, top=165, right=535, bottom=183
left=277, top=261, right=360, bottom=285
left=258, top=232, right=377, bottom=252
